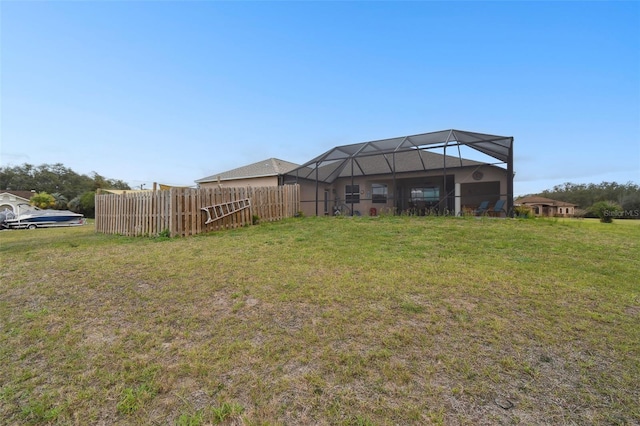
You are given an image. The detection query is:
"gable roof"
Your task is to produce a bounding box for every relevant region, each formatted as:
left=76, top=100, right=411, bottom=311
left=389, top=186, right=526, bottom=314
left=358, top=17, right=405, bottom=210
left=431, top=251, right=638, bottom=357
left=284, top=129, right=513, bottom=184
left=515, top=196, right=577, bottom=207
left=100, top=189, right=154, bottom=195
left=196, top=158, right=300, bottom=184
left=0, top=190, right=33, bottom=201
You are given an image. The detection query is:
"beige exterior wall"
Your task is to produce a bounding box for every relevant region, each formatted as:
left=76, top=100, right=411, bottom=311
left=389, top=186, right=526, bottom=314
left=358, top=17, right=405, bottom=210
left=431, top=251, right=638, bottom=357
left=298, top=181, right=335, bottom=216
left=525, top=203, right=575, bottom=217
left=0, top=193, right=31, bottom=213
left=199, top=176, right=279, bottom=189
left=295, top=165, right=508, bottom=216
left=555, top=206, right=575, bottom=216
left=458, top=166, right=508, bottom=213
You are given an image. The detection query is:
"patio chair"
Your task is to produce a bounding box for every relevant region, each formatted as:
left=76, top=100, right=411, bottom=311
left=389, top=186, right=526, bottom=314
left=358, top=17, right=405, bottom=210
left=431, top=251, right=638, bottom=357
left=489, top=199, right=506, bottom=216
left=473, top=200, right=490, bottom=216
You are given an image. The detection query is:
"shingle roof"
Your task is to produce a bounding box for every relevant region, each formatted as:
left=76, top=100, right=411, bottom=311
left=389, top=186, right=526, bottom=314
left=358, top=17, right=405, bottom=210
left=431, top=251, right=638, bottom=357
left=1, top=190, right=34, bottom=201
left=195, top=158, right=300, bottom=184
left=100, top=189, right=154, bottom=194
left=515, top=196, right=577, bottom=207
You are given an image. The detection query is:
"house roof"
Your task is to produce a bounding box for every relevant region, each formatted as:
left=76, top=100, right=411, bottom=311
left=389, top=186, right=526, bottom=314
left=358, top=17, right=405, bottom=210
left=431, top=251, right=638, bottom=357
left=284, top=129, right=513, bottom=184
left=0, top=190, right=33, bottom=201
left=100, top=189, right=155, bottom=195
left=515, top=196, right=577, bottom=207
left=195, top=158, right=300, bottom=184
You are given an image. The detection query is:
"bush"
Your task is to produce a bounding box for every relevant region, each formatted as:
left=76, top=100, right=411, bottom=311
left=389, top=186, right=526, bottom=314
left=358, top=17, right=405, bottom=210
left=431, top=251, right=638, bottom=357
left=514, top=205, right=534, bottom=219
left=589, top=201, right=622, bottom=223
left=573, top=208, right=588, bottom=218
left=79, top=191, right=96, bottom=218
left=30, top=192, right=55, bottom=209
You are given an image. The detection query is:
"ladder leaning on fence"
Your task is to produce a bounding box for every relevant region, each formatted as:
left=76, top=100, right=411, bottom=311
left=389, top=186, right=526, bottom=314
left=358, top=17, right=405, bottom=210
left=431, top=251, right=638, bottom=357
left=201, top=199, right=251, bottom=224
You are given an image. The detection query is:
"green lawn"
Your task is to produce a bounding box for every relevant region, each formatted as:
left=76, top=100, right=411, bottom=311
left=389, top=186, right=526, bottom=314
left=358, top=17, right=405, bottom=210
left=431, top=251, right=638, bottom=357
left=1, top=217, right=638, bottom=425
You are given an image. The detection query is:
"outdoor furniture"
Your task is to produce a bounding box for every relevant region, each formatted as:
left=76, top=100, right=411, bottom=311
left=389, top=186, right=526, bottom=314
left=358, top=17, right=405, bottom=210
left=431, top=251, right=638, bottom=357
left=473, top=201, right=490, bottom=216
left=489, top=199, right=507, bottom=216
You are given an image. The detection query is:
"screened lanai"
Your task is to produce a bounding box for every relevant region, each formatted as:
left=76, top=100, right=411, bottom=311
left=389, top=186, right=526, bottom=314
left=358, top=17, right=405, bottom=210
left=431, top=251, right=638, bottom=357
left=283, top=129, right=514, bottom=217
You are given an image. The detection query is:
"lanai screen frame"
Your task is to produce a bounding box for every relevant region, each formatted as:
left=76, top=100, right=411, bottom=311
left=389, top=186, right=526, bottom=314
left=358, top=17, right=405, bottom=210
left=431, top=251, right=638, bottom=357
left=285, top=129, right=514, bottom=216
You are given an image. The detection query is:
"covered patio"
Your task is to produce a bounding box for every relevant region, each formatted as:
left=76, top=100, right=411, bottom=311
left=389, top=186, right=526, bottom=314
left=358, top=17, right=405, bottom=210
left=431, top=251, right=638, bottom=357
left=283, top=129, right=514, bottom=217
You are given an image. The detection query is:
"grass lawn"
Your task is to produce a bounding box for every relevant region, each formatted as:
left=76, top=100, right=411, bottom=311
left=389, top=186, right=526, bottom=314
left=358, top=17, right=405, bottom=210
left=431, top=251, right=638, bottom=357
left=1, top=216, right=638, bottom=425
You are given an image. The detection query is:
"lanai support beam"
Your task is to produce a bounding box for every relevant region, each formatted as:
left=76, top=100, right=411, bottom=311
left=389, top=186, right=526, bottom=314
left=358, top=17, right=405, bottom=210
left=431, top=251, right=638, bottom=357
left=392, top=152, right=397, bottom=213
left=507, top=142, right=514, bottom=217
left=315, top=162, right=319, bottom=217
left=442, top=130, right=453, bottom=213
left=350, top=158, right=355, bottom=216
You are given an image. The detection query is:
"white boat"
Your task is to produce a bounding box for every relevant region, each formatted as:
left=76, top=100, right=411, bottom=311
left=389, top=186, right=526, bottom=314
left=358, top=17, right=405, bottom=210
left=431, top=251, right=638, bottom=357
left=1, top=203, right=84, bottom=229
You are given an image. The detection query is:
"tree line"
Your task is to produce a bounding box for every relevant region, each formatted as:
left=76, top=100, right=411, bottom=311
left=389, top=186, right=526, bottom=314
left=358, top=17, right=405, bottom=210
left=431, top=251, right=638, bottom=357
left=0, top=163, right=131, bottom=217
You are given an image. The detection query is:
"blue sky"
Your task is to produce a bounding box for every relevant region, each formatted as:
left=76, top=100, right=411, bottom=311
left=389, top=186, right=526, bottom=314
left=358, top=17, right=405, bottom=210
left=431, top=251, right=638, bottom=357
left=2, top=1, right=638, bottom=195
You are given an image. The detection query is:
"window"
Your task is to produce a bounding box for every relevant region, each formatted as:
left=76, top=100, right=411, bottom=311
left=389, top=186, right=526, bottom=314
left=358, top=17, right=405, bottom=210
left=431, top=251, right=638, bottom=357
left=345, top=185, right=360, bottom=204
left=372, top=184, right=387, bottom=203
left=410, top=187, right=439, bottom=203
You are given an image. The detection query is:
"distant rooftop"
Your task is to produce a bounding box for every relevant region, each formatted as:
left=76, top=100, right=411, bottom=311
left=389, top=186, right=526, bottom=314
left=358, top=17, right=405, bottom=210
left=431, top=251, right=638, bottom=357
left=515, top=196, right=577, bottom=207
left=1, top=190, right=34, bottom=200
left=195, top=158, right=300, bottom=184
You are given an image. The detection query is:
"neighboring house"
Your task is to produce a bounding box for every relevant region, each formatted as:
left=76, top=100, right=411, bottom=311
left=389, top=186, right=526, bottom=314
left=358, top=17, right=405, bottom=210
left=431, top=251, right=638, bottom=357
left=515, top=196, right=577, bottom=217
left=0, top=190, right=33, bottom=214
left=195, top=158, right=300, bottom=189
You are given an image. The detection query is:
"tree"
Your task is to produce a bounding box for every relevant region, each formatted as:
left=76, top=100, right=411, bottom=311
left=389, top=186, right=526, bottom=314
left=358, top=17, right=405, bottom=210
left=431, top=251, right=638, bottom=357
left=0, top=163, right=131, bottom=205
left=539, top=181, right=640, bottom=209
left=89, top=172, right=129, bottom=191
left=51, top=192, right=69, bottom=210
left=621, top=192, right=640, bottom=212
left=0, top=163, right=36, bottom=192
left=30, top=192, right=56, bottom=209
left=68, top=195, right=81, bottom=213
left=79, top=191, right=96, bottom=218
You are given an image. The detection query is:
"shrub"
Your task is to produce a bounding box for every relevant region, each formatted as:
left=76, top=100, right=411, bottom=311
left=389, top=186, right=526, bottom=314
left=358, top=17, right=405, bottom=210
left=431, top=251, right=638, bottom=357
left=514, top=205, right=534, bottom=218
left=377, top=206, right=396, bottom=217
left=30, top=192, right=55, bottom=209
left=574, top=208, right=588, bottom=218
left=589, top=201, right=622, bottom=223
left=70, top=191, right=96, bottom=218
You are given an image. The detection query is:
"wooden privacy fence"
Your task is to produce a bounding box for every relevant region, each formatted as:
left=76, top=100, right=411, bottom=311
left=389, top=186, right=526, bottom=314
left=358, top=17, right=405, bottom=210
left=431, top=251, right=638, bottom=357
left=95, top=185, right=300, bottom=237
